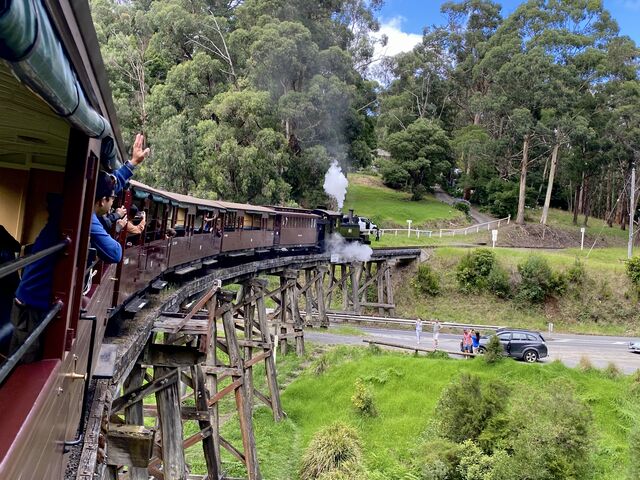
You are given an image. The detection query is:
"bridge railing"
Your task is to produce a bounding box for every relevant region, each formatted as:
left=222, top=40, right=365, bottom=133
left=379, top=215, right=510, bottom=239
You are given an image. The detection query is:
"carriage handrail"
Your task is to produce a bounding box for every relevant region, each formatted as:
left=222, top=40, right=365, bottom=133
left=0, top=301, right=63, bottom=384
left=0, top=237, right=70, bottom=280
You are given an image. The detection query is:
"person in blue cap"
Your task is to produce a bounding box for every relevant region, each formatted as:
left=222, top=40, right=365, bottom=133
left=8, top=134, right=149, bottom=363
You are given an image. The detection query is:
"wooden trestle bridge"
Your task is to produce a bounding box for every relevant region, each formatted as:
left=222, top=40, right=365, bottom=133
left=75, top=248, right=420, bottom=480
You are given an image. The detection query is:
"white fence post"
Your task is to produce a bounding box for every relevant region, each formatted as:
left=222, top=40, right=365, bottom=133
left=507, top=214, right=511, bottom=224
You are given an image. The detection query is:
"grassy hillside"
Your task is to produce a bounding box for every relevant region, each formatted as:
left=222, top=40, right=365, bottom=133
left=395, top=246, right=640, bottom=336
left=214, top=346, right=639, bottom=479
left=343, top=174, right=466, bottom=228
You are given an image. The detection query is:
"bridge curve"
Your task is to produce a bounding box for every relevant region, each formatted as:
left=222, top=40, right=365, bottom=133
left=78, top=248, right=420, bottom=480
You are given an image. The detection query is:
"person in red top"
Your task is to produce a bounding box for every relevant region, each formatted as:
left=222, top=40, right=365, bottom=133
left=463, top=329, right=473, bottom=354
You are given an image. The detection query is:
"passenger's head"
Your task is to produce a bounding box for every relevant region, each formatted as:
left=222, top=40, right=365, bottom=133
left=129, top=204, right=139, bottom=217
left=95, top=171, right=116, bottom=215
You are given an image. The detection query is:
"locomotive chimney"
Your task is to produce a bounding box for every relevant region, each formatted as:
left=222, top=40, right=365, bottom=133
left=349, top=209, right=354, bottom=222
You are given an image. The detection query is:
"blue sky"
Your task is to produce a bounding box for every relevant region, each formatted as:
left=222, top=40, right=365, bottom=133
left=376, top=0, right=640, bottom=57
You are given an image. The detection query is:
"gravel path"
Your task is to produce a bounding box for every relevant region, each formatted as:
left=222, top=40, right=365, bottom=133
left=433, top=186, right=495, bottom=225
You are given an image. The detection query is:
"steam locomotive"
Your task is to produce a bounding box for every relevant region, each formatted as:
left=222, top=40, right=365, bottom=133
left=0, top=2, right=370, bottom=477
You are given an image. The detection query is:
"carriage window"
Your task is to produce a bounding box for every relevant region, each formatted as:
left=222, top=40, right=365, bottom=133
left=225, top=212, right=237, bottom=231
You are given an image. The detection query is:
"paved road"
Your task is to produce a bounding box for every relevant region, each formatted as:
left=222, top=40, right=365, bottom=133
left=433, top=186, right=495, bottom=225
left=306, top=325, right=640, bottom=374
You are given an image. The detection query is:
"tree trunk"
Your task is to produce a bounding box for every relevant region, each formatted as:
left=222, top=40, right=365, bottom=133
left=606, top=172, right=613, bottom=227
left=572, top=186, right=579, bottom=225
left=462, top=151, right=472, bottom=200
left=515, top=135, right=530, bottom=225
left=540, top=143, right=559, bottom=226
left=573, top=172, right=584, bottom=225
left=583, top=177, right=589, bottom=226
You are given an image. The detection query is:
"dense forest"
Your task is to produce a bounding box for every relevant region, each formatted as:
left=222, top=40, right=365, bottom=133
left=92, top=0, right=639, bottom=228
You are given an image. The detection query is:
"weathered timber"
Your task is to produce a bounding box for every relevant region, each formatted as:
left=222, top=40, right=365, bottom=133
left=123, top=364, right=147, bottom=479
left=111, top=369, right=178, bottom=413
left=106, top=424, right=154, bottom=467
left=221, top=293, right=261, bottom=480
left=154, top=366, right=186, bottom=480
left=251, top=278, right=283, bottom=420
left=192, top=364, right=219, bottom=479
left=143, top=343, right=206, bottom=367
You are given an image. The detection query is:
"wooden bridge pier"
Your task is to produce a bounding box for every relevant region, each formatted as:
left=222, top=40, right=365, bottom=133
left=102, top=281, right=285, bottom=480
left=325, top=259, right=396, bottom=316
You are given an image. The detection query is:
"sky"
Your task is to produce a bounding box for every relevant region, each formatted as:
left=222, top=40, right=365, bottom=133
left=375, top=0, right=640, bottom=59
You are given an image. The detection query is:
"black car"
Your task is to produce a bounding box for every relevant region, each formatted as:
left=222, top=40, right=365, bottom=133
left=478, top=328, right=548, bottom=363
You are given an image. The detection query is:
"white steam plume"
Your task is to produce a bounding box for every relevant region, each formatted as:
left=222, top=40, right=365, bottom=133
left=323, top=160, right=348, bottom=210
left=327, top=233, right=372, bottom=263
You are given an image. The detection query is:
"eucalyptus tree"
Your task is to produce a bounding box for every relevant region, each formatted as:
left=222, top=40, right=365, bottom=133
left=479, top=0, right=618, bottom=224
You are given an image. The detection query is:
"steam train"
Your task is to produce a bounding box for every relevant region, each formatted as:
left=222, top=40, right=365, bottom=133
left=0, top=1, right=370, bottom=478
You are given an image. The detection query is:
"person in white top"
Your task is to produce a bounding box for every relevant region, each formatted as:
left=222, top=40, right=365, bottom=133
left=415, top=318, right=423, bottom=344
left=433, top=320, right=441, bottom=349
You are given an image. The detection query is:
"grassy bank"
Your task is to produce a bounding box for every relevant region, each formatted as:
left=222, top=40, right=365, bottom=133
left=212, top=346, right=639, bottom=479
left=344, top=174, right=465, bottom=228
left=395, top=246, right=640, bottom=336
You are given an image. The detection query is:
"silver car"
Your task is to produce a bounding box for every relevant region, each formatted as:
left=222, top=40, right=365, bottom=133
left=629, top=341, right=640, bottom=353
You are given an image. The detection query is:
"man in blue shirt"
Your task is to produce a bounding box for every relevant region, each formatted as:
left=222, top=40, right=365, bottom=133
left=9, top=134, right=149, bottom=362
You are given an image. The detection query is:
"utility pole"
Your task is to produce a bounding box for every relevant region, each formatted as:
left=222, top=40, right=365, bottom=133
left=628, top=163, right=636, bottom=259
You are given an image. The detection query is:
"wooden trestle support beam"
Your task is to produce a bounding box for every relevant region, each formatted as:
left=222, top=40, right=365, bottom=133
left=325, top=259, right=396, bottom=316
left=105, top=280, right=284, bottom=480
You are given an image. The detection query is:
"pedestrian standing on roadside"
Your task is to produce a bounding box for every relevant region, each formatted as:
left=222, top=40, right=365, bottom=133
left=433, top=319, right=441, bottom=349
left=472, top=330, right=481, bottom=354
left=415, top=318, right=423, bottom=344
left=463, top=329, right=473, bottom=354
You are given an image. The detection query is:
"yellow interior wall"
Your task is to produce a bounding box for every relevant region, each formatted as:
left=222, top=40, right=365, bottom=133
left=0, top=168, right=29, bottom=241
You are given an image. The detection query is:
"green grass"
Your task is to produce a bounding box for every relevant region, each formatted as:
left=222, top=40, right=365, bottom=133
left=209, top=346, right=640, bottom=479
left=394, top=246, right=640, bottom=336
left=344, top=174, right=465, bottom=228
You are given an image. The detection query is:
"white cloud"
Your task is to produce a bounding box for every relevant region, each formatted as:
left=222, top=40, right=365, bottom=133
left=365, top=17, right=422, bottom=82
left=374, top=17, right=423, bottom=59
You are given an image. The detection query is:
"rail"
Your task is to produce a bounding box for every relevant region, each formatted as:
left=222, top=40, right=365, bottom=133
left=0, top=301, right=63, bottom=384
left=379, top=215, right=510, bottom=239
left=309, top=311, right=504, bottom=331
left=0, top=237, right=70, bottom=279
left=363, top=339, right=476, bottom=357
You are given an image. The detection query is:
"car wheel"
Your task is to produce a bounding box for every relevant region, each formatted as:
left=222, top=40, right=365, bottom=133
left=523, top=350, right=538, bottom=363
left=478, top=347, right=486, bottom=354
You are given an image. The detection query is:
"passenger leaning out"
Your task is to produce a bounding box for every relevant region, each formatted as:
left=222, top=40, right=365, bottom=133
left=91, top=134, right=150, bottom=263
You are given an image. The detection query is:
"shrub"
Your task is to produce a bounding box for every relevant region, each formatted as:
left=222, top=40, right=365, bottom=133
left=487, top=266, right=511, bottom=298
left=415, top=438, right=465, bottom=480
left=412, top=264, right=440, bottom=296
left=427, top=350, right=450, bottom=360
left=578, top=355, right=594, bottom=372
left=549, top=270, right=568, bottom=297
left=454, top=201, right=471, bottom=215
left=436, top=373, right=509, bottom=444
left=411, top=184, right=428, bottom=201
left=516, top=256, right=553, bottom=304
left=567, top=258, right=587, bottom=285
left=351, top=379, right=377, bottom=417
left=456, top=249, right=497, bottom=292
left=313, top=355, right=329, bottom=376
left=484, top=334, right=504, bottom=364
left=603, top=362, right=621, bottom=379
left=626, top=256, right=640, bottom=291
left=380, top=161, right=410, bottom=189
left=299, top=422, right=363, bottom=480
left=490, top=380, right=594, bottom=479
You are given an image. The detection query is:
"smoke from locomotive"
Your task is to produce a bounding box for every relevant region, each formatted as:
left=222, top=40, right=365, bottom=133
left=323, top=160, right=348, bottom=210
